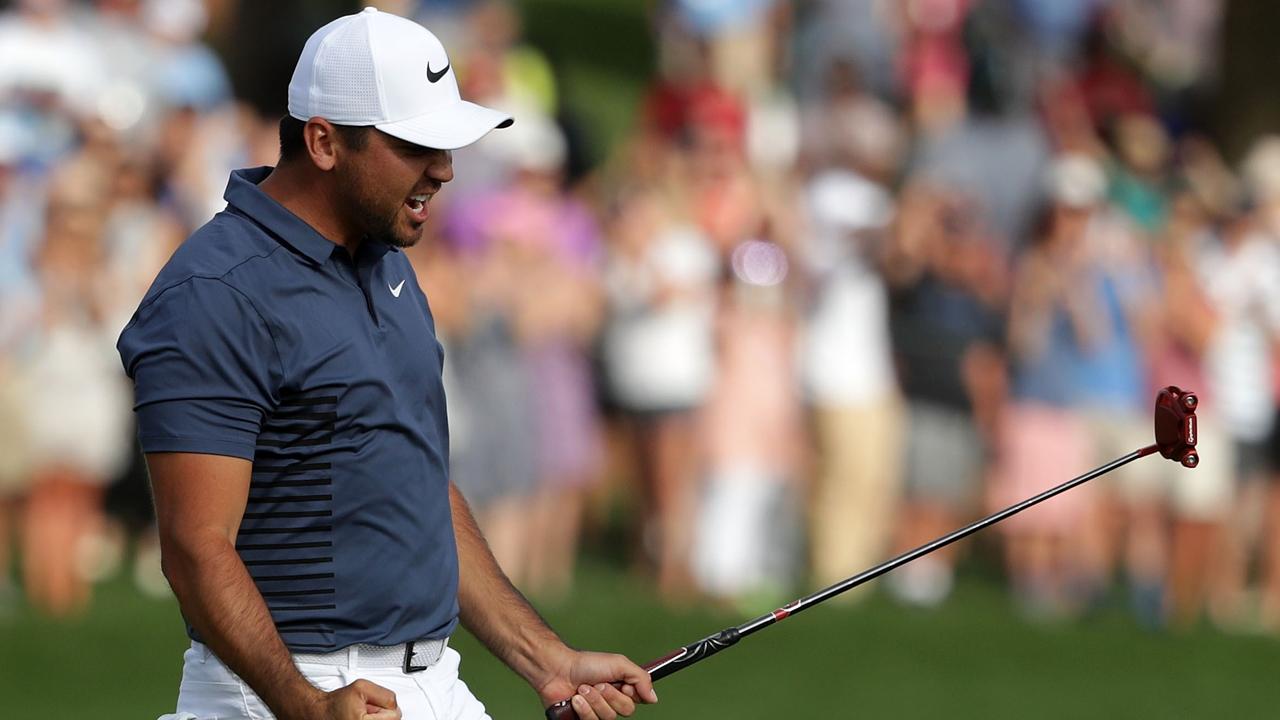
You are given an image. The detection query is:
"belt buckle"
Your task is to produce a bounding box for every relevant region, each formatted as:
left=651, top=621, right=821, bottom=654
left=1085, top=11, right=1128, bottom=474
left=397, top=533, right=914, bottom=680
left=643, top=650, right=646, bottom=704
left=403, top=641, right=429, bottom=673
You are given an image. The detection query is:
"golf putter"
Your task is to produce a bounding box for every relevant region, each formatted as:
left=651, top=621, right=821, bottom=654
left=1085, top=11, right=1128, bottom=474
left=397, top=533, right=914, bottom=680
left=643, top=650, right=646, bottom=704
left=544, top=386, right=1199, bottom=719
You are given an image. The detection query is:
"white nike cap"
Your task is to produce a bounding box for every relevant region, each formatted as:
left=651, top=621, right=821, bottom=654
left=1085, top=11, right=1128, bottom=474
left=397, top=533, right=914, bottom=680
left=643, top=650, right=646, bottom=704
left=287, top=7, right=512, bottom=150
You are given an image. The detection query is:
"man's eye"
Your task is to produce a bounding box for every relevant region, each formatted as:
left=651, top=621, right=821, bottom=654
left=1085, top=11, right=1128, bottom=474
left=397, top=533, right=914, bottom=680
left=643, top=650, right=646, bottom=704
left=394, top=144, right=445, bottom=163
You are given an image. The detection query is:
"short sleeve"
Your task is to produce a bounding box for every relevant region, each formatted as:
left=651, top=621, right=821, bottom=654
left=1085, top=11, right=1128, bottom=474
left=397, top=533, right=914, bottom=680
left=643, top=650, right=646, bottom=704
left=117, top=278, right=282, bottom=460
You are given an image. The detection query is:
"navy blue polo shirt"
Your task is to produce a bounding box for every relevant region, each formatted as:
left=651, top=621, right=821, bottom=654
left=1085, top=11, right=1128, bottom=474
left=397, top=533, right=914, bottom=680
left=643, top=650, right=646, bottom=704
left=118, top=167, right=458, bottom=652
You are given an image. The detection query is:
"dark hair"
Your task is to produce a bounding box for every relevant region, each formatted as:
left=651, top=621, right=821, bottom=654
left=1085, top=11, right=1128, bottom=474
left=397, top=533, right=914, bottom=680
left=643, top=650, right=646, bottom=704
left=278, top=115, right=372, bottom=162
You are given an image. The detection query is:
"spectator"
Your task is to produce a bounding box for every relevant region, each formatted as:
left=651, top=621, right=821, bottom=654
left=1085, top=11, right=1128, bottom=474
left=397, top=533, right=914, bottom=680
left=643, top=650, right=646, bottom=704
left=448, top=0, right=558, bottom=197
left=790, top=0, right=903, bottom=103
left=20, top=155, right=133, bottom=616
left=482, top=114, right=606, bottom=598
left=1197, top=138, right=1280, bottom=629
left=0, top=120, right=37, bottom=612
left=883, top=183, right=1006, bottom=608
left=693, top=237, right=803, bottom=607
left=0, top=0, right=103, bottom=166
left=1106, top=113, right=1172, bottom=234
left=1044, top=152, right=1166, bottom=625
left=996, top=187, right=1111, bottom=619
left=1151, top=181, right=1235, bottom=629
left=0, top=0, right=1275, bottom=640
left=909, top=36, right=1052, bottom=253
left=438, top=171, right=540, bottom=589
left=797, top=145, right=903, bottom=597
left=601, top=178, right=719, bottom=599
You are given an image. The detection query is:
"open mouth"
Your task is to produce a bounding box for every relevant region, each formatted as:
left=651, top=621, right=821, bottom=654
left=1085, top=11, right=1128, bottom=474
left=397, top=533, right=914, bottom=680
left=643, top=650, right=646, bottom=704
left=404, top=193, right=431, bottom=223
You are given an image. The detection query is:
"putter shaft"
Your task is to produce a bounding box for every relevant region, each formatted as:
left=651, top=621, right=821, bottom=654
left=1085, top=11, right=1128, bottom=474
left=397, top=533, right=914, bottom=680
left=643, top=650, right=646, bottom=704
left=545, top=444, right=1159, bottom=719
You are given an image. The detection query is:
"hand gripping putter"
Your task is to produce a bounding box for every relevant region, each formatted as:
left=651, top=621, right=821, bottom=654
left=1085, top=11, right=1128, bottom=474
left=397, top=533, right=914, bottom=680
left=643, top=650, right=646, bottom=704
left=544, top=386, right=1200, bottom=719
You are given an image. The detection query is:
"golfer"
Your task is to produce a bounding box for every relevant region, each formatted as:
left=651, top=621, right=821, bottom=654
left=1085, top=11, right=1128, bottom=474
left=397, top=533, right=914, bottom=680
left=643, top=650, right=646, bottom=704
left=118, top=8, right=656, bottom=720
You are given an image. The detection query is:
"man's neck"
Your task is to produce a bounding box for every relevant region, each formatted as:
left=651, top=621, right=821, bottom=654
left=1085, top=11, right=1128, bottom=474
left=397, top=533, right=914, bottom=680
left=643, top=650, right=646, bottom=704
left=259, top=163, right=361, bottom=256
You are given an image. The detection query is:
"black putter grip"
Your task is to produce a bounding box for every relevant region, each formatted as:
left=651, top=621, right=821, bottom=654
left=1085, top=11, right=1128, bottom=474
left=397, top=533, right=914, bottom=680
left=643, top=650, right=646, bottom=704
left=544, top=700, right=579, bottom=720
left=542, top=649, right=679, bottom=720
left=542, top=629, right=741, bottom=718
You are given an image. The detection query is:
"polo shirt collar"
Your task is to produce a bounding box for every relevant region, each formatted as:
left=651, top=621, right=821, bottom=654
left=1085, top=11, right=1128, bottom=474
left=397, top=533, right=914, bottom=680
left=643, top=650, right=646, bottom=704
left=224, top=166, right=339, bottom=265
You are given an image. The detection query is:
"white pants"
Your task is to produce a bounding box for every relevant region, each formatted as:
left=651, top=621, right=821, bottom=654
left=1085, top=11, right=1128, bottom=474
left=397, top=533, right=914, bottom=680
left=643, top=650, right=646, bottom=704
left=167, top=641, right=491, bottom=720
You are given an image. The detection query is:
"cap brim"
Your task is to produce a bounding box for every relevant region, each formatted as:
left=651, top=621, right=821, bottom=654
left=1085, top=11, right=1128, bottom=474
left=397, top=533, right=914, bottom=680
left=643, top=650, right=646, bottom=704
left=375, top=100, right=513, bottom=151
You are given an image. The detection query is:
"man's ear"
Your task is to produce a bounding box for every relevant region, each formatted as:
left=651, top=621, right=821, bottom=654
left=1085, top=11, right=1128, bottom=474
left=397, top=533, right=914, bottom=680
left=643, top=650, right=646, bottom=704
left=303, top=118, right=339, bottom=171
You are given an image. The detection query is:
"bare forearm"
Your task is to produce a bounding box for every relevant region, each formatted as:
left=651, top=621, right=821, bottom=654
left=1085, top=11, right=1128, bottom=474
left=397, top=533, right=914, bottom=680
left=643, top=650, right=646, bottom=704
left=162, top=532, right=320, bottom=719
left=449, top=484, right=569, bottom=687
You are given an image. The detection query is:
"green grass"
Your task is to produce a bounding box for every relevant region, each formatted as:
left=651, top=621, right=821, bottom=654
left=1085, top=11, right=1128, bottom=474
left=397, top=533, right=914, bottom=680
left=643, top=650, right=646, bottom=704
left=4, top=560, right=1280, bottom=718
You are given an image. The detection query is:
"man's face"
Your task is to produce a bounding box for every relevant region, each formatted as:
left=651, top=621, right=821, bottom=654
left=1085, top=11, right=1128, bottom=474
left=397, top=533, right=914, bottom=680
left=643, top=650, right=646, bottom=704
left=334, top=129, right=453, bottom=249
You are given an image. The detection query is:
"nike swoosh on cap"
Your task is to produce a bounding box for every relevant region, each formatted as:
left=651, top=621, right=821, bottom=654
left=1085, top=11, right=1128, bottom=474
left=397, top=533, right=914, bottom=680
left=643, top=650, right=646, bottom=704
left=426, top=61, right=449, bottom=83
left=389, top=280, right=406, bottom=297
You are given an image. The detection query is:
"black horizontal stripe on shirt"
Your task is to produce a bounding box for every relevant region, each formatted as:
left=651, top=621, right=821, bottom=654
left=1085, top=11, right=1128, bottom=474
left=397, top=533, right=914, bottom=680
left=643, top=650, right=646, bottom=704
left=276, top=396, right=338, bottom=407
left=249, top=478, right=332, bottom=489
left=236, top=541, right=333, bottom=551
left=262, top=588, right=336, bottom=598
left=252, top=462, right=332, bottom=475
left=246, top=493, right=333, bottom=504
left=243, top=392, right=341, bottom=620
left=252, top=448, right=329, bottom=461
left=269, top=410, right=337, bottom=422
left=251, top=572, right=335, bottom=582
left=257, top=424, right=336, bottom=448
left=236, top=525, right=332, bottom=535
left=286, top=642, right=337, bottom=650
left=257, top=436, right=334, bottom=448
left=244, top=556, right=333, bottom=566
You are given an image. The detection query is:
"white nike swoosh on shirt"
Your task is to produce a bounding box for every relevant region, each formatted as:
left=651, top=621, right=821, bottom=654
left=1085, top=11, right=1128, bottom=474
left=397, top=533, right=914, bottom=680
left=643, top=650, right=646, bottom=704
left=389, top=280, right=406, bottom=298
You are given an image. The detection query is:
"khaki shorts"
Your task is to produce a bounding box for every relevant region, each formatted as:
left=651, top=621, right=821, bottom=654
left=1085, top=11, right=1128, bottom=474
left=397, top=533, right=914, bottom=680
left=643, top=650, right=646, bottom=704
left=1096, top=409, right=1234, bottom=520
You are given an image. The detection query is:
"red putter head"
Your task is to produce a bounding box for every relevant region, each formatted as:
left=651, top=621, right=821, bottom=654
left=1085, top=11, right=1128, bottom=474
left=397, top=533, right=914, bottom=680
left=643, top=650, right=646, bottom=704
left=1154, top=386, right=1198, bottom=468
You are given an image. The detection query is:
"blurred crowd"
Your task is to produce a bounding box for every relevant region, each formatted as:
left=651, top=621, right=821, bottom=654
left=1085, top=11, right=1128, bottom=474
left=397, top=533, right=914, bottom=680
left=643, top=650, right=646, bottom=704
left=2, top=0, right=1280, bottom=640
